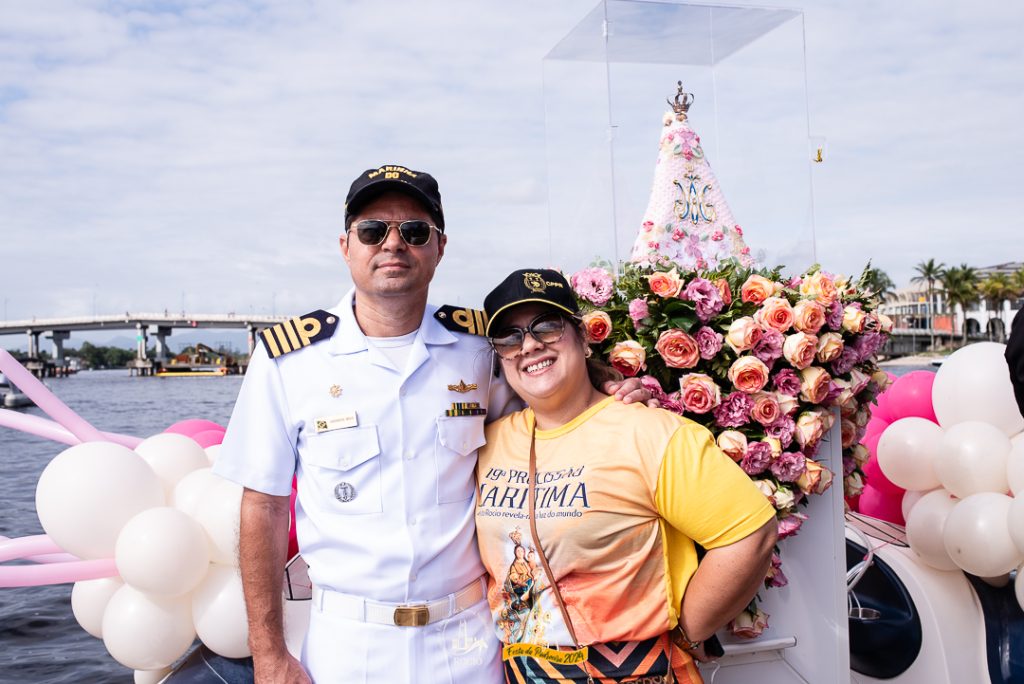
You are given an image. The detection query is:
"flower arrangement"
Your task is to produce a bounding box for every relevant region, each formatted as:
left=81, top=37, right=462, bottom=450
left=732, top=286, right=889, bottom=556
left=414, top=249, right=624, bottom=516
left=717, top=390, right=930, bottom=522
left=571, top=259, right=893, bottom=637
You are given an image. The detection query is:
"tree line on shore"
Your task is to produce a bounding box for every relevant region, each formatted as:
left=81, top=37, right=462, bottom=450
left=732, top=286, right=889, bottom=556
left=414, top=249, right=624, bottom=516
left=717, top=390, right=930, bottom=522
left=4, top=343, right=243, bottom=369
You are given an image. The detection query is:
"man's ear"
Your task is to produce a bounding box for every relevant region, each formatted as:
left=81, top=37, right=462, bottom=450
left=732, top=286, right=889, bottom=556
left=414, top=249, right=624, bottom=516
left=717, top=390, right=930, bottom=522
left=436, top=232, right=447, bottom=264
left=340, top=233, right=351, bottom=263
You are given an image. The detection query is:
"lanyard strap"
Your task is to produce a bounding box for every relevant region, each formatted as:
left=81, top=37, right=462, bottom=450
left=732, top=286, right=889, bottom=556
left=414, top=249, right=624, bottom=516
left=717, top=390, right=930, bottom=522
left=526, top=424, right=581, bottom=648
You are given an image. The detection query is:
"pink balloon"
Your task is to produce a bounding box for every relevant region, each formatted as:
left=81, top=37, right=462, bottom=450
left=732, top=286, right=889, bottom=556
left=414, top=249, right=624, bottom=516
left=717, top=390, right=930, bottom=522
left=857, top=484, right=905, bottom=525
left=165, top=419, right=225, bottom=439
left=288, top=484, right=299, bottom=560
left=846, top=493, right=861, bottom=513
left=862, top=454, right=905, bottom=497
left=871, top=391, right=897, bottom=424
left=190, top=429, right=226, bottom=448
left=0, top=350, right=105, bottom=442
left=863, top=416, right=891, bottom=442
left=862, top=432, right=882, bottom=459
left=0, top=535, right=117, bottom=587
left=0, top=409, right=141, bottom=448
left=884, top=371, right=937, bottom=423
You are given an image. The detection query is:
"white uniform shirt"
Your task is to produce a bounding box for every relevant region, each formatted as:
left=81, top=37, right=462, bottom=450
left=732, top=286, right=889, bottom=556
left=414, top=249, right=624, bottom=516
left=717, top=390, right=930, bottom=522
left=215, top=289, right=517, bottom=603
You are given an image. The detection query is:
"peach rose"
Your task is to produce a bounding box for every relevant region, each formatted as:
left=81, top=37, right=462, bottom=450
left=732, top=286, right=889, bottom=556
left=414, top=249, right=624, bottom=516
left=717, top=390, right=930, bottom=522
left=608, top=340, right=646, bottom=377
left=877, top=313, right=894, bottom=333
left=849, top=368, right=871, bottom=395
left=754, top=479, right=777, bottom=500
left=764, top=436, right=783, bottom=458
left=655, top=329, right=699, bottom=369
left=871, top=369, right=893, bottom=392
left=844, top=472, right=865, bottom=498
left=818, top=406, right=836, bottom=430
left=782, top=332, right=818, bottom=370
left=727, top=355, right=770, bottom=394
left=755, top=296, right=795, bottom=333
left=751, top=392, right=781, bottom=425
left=842, top=306, right=867, bottom=333
left=772, top=485, right=796, bottom=510
left=581, top=311, right=612, bottom=343
left=854, top=407, right=870, bottom=428
left=841, top=418, right=857, bottom=448
left=740, top=274, right=776, bottom=305
left=714, top=278, right=733, bottom=306
left=816, top=332, right=844, bottom=363
left=831, top=378, right=855, bottom=408
left=717, top=430, right=748, bottom=461
left=646, top=268, right=684, bottom=298
left=851, top=443, right=870, bottom=467
left=799, top=271, right=838, bottom=306
left=776, top=391, right=799, bottom=416
left=730, top=607, right=770, bottom=639
left=792, top=299, right=826, bottom=335
left=796, top=459, right=833, bottom=495
left=725, top=316, right=763, bottom=353
left=678, top=373, right=722, bottom=414
left=799, top=366, right=832, bottom=404
left=794, top=410, right=825, bottom=449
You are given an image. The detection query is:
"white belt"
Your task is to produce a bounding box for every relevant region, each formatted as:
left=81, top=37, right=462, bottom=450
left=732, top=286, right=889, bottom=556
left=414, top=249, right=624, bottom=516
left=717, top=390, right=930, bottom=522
left=311, top=576, right=487, bottom=627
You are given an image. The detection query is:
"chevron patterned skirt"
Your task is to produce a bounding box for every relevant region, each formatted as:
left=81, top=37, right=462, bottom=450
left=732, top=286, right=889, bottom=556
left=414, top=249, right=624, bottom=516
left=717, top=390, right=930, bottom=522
left=503, top=633, right=703, bottom=684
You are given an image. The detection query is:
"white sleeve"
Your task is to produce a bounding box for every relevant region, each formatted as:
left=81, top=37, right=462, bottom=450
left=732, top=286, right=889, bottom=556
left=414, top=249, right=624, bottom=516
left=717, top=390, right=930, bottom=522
left=213, top=344, right=298, bottom=497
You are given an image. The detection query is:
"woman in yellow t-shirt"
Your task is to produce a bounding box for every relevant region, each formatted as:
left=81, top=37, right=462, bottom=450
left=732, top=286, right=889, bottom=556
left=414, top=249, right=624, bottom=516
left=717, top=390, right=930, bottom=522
left=475, top=268, right=778, bottom=684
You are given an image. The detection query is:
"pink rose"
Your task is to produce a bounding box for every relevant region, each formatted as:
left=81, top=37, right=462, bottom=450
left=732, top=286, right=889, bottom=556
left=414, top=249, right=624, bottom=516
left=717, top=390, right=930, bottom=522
left=628, top=298, right=650, bottom=327
left=816, top=332, right=844, bottom=363
left=608, top=340, right=646, bottom=377
left=782, top=332, right=818, bottom=370
left=754, top=297, right=795, bottom=333
left=792, top=300, right=826, bottom=335
left=794, top=411, right=825, bottom=449
left=751, top=392, right=781, bottom=426
left=740, top=274, right=776, bottom=305
left=678, top=373, right=722, bottom=414
left=694, top=326, right=723, bottom=360
left=728, top=356, right=770, bottom=394
left=775, top=391, right=799, bottom=416
left=799, top=271, right=838, bottom=306
left=799, top=366, right=832, bottom=404
left=717, top=430, right=748, bottom=461
left=849, top=368, right=872, bottom=395
left=655, top=329, right=700, bottom=369
left=730, top=606, right=769, bottom=639
left=777, top=511, right=807, bottom=539
left=646, top=268, right=684, bottom=298
left=725, top=317, right=763, bottom=353
left=581, top=311, right=612, bottom=343
left=796, top=459, right=833, bottom=495
left=570, top=267, right=614, bottom=306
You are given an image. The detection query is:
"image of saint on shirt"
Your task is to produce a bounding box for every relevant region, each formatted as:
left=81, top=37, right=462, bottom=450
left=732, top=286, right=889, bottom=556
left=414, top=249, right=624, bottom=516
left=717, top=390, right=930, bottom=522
left=498, top=527, right=553, bottom=644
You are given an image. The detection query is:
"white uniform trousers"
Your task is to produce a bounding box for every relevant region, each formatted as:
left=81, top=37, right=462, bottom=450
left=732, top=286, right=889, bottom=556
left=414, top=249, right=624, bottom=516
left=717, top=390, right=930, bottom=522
left=302, top=597, right=502, bottom=684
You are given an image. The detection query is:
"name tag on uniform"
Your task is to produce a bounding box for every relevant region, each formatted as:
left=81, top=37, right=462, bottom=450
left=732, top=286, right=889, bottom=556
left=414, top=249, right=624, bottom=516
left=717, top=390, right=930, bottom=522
left=314, top=411, right=358, bottom=433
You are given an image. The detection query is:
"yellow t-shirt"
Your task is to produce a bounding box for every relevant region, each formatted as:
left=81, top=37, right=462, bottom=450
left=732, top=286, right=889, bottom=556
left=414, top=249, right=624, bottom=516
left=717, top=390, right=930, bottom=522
left=475, top=396, right=775, bottom=647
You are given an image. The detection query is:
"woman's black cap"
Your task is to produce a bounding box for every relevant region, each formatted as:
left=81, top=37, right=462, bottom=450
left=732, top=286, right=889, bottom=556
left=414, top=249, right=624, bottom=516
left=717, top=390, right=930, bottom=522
left=483, top=269, right=579, bottom=336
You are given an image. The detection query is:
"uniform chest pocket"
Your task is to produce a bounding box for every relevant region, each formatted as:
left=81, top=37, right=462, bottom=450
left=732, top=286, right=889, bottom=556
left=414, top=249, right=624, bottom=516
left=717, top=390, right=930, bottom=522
left=302, top=426, right=383, bottom=515
left=434, top=415, right=486, bottom=504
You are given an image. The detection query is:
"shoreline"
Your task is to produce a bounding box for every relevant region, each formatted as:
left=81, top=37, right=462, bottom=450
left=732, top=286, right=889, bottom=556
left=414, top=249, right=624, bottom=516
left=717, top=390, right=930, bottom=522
left=879, top=354, right=943, bottom=367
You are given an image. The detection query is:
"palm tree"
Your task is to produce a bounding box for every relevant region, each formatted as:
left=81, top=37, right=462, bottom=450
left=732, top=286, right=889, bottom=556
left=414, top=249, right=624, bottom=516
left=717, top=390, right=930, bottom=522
left=977, top=273, right=1015, bottom=341
left=911, top=259, right=945, bottom=350
left=941, top=264, right=979, bottom=345
left=860, top=266, right=896, bottom=304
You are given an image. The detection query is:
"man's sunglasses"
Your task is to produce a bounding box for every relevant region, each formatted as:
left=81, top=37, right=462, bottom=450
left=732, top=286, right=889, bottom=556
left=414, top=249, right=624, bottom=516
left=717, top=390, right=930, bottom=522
left=488, top=312, right=573, bottom=360
left=349, top=219, right=441, bottom=247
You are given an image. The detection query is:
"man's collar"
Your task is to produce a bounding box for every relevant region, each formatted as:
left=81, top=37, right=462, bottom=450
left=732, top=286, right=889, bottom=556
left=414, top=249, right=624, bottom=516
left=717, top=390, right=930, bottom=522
left=326, top=289, right=458, bottom=355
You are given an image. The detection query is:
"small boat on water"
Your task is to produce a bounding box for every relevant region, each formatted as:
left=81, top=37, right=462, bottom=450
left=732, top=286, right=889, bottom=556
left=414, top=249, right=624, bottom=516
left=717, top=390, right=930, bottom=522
left=0, top=373, right=32, bottom=408
left=156, top=344, right=237, bottom=377
left=155, top=366, right=230, bottom=378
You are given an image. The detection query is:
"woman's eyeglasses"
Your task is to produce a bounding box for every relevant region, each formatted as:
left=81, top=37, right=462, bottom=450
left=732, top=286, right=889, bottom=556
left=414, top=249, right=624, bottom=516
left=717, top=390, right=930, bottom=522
left=349, top=219, right=440, bottom=247
left=488, top=312, right=572, bottom=360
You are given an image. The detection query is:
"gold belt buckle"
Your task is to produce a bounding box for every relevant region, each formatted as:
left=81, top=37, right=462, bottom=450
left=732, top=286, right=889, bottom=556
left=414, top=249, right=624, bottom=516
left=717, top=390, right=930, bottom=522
left=394, top=604, right=430, bottom=627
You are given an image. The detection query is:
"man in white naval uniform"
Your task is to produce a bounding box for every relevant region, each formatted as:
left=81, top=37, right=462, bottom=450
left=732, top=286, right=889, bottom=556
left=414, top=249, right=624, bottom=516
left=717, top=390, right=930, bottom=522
left=214, top=165, right=647, bottom=683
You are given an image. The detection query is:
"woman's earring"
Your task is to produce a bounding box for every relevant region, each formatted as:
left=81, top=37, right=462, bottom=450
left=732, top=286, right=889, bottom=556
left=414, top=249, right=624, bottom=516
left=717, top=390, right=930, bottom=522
left=584, top=346, right=593, bottom=358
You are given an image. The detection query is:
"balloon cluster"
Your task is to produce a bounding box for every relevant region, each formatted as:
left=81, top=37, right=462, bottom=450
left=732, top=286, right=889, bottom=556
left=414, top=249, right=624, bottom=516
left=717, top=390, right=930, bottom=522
left=860, top=343, right=1024, bottom=608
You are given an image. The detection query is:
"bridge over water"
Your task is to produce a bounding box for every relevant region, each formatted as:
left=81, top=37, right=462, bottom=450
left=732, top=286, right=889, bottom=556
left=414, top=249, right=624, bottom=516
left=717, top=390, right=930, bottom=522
left=0, top=313, right=289, bottom=364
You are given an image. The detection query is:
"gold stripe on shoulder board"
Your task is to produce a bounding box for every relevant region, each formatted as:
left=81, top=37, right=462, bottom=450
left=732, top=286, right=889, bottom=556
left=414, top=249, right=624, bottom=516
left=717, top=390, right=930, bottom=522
left=260, top=309, right=339, bottom=359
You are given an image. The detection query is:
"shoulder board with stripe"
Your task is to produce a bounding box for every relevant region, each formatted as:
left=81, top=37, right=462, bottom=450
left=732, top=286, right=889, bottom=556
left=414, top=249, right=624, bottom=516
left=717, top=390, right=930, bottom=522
left=434, top=305, right=489, bottom=337
left=260, top=310, right=338, bottom=359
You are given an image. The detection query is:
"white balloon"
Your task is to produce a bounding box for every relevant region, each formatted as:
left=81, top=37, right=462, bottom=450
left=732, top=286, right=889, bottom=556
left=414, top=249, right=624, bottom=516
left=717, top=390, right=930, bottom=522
left=901, top=489, right=933, bottom=521
left=36, top=442, right=165, bottom=559
left=905, top=490, right=959, bottom=571
left=943, top=493, right=1023, bottom=576
left=876, top=417, right=944, bottom=491
left=71, top=576, right=124, bottom=638
left=135, top=433, right=210, bottom=501
left=115, top=507, right=210, bottom=596
left=1007, top=440, right=1024, bottom=496
left=173, top=467, right=219, bottom=518
left=192, top=564, right=250, bottom=658
left=102, top=585, right=196, bottom=671
left=193, top=477, right=243, bottom=566
left=205, top=444, right=222, bottom=465
left=1008, top=494, right=1024, bottom=555
left=134, top=667, right=172, bottom=684
left=932, top=342, right=1024, bottom=436
left=936, top=421, right=1011, bottom=497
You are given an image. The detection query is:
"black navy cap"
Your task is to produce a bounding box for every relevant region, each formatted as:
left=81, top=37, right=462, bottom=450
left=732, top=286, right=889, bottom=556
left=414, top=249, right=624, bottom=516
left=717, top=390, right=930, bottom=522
left=483, top=269, right=579, bottom=336
left=344, top=165, right=445, bottom=231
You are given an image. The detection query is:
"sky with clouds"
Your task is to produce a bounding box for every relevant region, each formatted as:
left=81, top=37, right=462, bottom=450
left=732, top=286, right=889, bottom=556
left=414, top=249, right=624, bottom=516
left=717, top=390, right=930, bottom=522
left=1, top=0, right=1022, bottom=344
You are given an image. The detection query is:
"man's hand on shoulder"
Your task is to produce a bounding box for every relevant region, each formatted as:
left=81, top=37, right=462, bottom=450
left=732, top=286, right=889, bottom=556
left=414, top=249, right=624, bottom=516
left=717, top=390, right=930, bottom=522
left=253, top=651, right=311, bottom=684
left=603, top=377, right=659, bottom=407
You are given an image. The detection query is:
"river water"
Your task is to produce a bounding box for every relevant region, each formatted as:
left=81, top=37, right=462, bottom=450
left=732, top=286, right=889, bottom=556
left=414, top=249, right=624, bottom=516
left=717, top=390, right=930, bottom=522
left=0, top=370, right=243, bottom=684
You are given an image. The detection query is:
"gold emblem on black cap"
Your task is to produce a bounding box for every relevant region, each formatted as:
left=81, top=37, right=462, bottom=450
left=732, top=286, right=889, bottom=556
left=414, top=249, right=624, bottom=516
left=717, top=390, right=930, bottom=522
left=523, top=272, right=547, bottom=293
